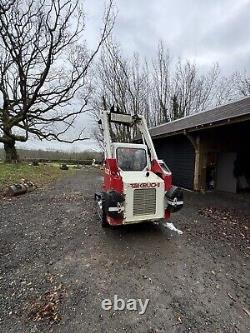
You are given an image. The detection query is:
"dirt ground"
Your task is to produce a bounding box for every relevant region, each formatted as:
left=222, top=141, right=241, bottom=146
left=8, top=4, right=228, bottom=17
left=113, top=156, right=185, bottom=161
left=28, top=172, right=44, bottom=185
left=0, top=167, right=249, bottom=333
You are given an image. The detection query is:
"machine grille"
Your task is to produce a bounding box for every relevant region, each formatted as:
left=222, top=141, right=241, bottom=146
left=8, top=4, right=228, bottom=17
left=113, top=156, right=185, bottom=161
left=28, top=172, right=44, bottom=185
left=133, top=188, right=156, bottom=216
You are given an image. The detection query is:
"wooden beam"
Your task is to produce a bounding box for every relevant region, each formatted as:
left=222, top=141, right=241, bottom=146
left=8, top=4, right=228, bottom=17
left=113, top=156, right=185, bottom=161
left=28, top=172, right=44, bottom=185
left=193, top=136, right=201, bottom=191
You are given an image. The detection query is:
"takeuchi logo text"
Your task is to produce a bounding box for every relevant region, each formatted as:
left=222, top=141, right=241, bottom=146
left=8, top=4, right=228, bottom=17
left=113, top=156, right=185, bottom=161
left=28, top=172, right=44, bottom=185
left=130, top=183, right=160, bottom=189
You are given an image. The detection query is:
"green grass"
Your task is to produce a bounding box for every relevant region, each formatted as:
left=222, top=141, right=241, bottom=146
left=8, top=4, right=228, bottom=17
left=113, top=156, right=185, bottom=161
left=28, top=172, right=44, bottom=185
left=0, top=162, right=74, bottom=193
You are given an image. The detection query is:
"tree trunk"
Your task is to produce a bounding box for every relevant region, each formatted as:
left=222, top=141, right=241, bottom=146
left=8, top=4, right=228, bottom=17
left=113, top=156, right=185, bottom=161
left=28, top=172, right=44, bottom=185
left=4, top=140, right=19, bottom=163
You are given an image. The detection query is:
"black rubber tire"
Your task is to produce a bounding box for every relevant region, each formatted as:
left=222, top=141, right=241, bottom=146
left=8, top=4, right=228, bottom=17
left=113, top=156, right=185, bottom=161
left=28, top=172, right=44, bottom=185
left=101, top=196, right=109, bottom=228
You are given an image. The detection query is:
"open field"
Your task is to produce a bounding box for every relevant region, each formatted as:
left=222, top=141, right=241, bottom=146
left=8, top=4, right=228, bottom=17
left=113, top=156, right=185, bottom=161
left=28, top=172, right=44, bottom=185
left=0, top=163, right=75, bottom=195
left=0, top=148, right=103, bottom=163
left=0, top=168, right=249, bottom=333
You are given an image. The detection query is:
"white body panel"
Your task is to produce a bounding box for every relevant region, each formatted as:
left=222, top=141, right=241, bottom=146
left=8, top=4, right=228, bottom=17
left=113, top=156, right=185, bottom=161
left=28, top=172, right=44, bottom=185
left=121, top=171, right=165, bottom=224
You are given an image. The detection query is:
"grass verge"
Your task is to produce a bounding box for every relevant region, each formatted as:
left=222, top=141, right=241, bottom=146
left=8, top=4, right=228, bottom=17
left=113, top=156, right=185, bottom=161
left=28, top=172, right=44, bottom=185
left=0, top=162, right=74, bottom=195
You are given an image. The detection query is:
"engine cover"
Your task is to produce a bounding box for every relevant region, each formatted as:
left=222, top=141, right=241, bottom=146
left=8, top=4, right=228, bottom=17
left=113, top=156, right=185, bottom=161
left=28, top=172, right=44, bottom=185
left=121, top=171, right=165, bottom=223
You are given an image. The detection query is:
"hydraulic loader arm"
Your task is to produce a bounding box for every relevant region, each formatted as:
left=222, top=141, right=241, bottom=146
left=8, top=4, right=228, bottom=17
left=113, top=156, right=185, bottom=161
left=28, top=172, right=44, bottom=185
left=100, top=110, right=112, bottom=159
left=100, top=109, right=158, bottom=162
left=136, top=115, right=158, bottom=161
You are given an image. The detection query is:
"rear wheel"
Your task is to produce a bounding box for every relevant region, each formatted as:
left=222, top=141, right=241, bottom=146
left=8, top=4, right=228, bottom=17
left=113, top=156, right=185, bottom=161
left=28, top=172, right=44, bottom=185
left=101, top=203, right=109, bottom=228
left=96, top=194, right=109, bottom=228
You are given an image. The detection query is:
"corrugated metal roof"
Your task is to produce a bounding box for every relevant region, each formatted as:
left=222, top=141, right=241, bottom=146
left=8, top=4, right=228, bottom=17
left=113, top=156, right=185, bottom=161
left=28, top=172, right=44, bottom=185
left=149, top=96, right=250, bottom=138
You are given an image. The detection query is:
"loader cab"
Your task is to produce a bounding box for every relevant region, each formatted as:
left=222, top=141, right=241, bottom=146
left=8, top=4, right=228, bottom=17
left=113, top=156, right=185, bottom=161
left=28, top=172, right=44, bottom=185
left=96, top=109, right=183, bottom=228
left=111, top=143, right=150, bottom=172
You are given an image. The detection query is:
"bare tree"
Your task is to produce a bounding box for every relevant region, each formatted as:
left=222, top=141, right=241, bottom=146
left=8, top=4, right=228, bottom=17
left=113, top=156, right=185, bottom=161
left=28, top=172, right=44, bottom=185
left=170, top=60, right=219, bottom=119
left=0, top=0, right=114, bottom=162
left=151, top=41, right=171, bottom=124
left=92, top=39, right=240, bottom=149
left=213, top=75, right=235, bottom=106
left=149, top=42, right=222, bottom=124
left=92, top=40, right=149, bottom=142
left=233, top=71, right=250, bottom=97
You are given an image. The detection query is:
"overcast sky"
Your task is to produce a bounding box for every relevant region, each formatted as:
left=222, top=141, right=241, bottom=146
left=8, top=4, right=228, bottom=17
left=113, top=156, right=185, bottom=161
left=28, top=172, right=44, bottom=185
left=14, top=0, right=250, bottom=151
left=87, top=0, right=250, bottom=72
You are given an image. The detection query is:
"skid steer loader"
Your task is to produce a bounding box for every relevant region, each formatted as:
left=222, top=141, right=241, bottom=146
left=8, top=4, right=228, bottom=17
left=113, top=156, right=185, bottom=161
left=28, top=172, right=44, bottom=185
left=95, top=108, right=183, bottom=229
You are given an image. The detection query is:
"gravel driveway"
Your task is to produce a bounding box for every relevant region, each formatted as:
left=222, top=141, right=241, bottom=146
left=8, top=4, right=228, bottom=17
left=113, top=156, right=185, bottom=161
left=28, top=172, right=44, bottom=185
left=0, top=167, right=249, bottom=333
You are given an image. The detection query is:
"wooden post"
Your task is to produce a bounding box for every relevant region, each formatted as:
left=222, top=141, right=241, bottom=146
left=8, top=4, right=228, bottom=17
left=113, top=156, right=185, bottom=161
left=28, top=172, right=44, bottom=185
left=185, top=132, right=206, bottom=191
left=193, top=136, right=206, bottom=191
left=193, top=136, right=201, bottom=191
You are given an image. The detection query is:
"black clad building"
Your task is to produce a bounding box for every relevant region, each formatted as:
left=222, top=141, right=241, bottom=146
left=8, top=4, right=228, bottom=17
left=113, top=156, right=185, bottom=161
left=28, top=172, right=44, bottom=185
left=150, top=97, right=250, bottom=193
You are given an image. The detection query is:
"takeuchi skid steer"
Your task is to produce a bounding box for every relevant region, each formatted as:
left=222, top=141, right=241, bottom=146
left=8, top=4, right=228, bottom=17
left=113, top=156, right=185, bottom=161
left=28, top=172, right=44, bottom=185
left=95, top=109, right=184, bottom=228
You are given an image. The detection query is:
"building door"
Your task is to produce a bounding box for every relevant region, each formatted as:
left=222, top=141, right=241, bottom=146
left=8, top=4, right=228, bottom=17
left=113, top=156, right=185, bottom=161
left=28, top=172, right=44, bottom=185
left=216, top=152, right=237, bottom=193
